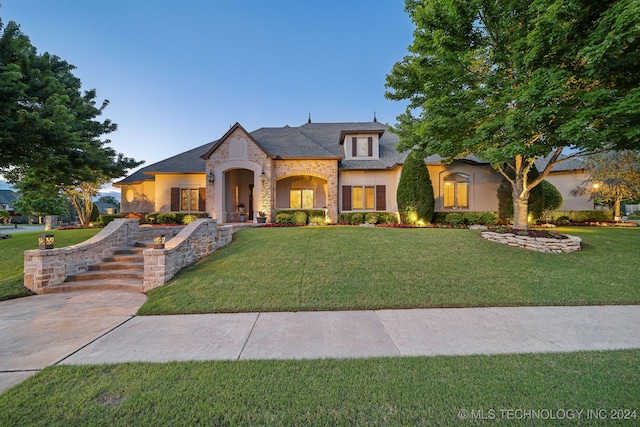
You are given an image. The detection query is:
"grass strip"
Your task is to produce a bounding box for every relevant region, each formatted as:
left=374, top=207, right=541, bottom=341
left=1, top=350, right=638, bottom=426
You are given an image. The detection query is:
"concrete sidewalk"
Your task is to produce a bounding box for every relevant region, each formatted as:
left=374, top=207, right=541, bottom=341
left=2, top=291, right=640, bottom=394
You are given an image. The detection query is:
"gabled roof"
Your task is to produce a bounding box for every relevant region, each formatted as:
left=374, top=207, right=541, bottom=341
left=116, top=141, right=214, bottom=185
left=117, top=121, right=407, bottom=185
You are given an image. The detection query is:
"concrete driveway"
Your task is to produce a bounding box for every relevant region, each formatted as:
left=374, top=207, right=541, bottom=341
left=0, top=290, right=146, bottom=393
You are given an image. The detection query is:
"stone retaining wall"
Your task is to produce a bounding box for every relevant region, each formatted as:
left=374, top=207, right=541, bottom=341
left=24, top=218, right=246, bottom=294
left=24, top=218, right=141, bottom=293
left=480, top=231, right=581, bottom=253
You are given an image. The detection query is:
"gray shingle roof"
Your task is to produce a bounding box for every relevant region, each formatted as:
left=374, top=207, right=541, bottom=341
left=116, top=122, right=588, bottom=186
left=117, top=122, right=407, bottom=184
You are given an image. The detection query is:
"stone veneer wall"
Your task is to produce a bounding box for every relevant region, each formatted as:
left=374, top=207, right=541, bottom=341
left=480, top=231, right=582, bottom=253
left=24, top=219, right=141, bottom=293
left=143, top=219, right=234, bottom=291
left=275, top=159, right=339, bottom=223
left=24, top=218, right=244, bottom=294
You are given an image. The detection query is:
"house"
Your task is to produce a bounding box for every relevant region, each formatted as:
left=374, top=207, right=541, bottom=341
left=0, top=189, right=18, bottom=214
left=115, top=120, right=593, bottom=223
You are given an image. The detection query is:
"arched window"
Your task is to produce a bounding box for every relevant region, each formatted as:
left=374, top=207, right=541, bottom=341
left=443, top=173, right=469, bottom=209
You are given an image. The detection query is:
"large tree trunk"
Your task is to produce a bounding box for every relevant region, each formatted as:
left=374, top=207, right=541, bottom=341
left=512, top=162, right=530, bottom=229
left=513, top=191, right=530, bottom=229
left=614, top=195, right=622, bottom=219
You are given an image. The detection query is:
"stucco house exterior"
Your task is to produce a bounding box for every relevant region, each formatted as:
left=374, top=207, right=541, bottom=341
left=115, top=120, right=593, bottom=223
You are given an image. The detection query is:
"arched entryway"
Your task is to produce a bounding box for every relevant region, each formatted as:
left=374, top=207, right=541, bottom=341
left=275, top=175, right=328, bottom=210
left=225, top=169, right=255, bottom=222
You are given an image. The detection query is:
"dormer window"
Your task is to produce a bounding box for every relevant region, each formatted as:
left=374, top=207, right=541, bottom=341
left=352, top=136, right=373, bottom=157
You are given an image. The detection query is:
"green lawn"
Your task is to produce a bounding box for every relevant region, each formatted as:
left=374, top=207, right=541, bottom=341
left=0, top=228, right=101, bottom=301
left=1, top=350, right=638, bottom=426
left=139, top=226, right=640, bottom=315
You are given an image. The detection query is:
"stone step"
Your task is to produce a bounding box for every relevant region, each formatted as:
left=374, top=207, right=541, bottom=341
left=67, top=270, right=143, bottom=282
left=103, top=254, right=144, bottom=263
left=41, top=279, right=143, bottom=294
left=115, top=247, right=145, bottom=255
left=88, top=262, right=144, bottom=271
left=135, top=240, right=156, bottom=248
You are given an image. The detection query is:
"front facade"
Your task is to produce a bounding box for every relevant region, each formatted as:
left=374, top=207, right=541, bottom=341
left=115, top=120, right=593, bottom=223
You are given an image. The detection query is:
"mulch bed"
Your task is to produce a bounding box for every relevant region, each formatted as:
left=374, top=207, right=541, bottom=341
left=491, top=228, right=568, bottom=239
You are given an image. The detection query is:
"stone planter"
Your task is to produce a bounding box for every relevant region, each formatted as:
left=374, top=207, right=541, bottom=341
left=480, top=231, right=581, bottom=253
left=257, top=217, right=266, bottom=223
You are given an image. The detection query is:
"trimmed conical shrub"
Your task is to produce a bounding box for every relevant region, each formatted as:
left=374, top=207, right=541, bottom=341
left=397, top=150, right=435, bottom=224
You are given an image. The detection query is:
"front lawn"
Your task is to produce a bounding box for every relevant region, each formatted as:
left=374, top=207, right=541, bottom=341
left=139, top=226, right=640, bottom=315
left=0, top=228, right=101, bottom=301
left=1, top=349, right=637, bottom=425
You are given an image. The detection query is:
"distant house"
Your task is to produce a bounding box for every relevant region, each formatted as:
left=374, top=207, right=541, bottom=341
left=0, top=189, right=18, bottom=214
left=93, top=202, right=118, bottom=215
left=115, top=120, right=593, bottom=223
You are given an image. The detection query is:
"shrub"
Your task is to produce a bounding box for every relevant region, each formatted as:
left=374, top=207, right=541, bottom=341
left=182, top=214, right=198, bottom=225
left=276, top=213, right=292, bottom=224
left=309, top=215, right=325, bottom=225
left=397, top=150, right=435, bottom=224
left=550, top=210, right=614, bottom=223
left=156, top=213, right=178, bottom=224
left=292, top=211, right=308, bottom=225
left=479, top=212, right=499, bottom=225
left=541, top=180, right=563, bottom=212
left=0, top=210, right=9, bottom=224
left=444, top=212, right=464, bottom=226
left=379, top=212, right=398, bottom=224
left=365, top=212, right=379, bottom=224
left=462, top=212, right=481, bottom=225
left=350, top=213, right=364, bottom=225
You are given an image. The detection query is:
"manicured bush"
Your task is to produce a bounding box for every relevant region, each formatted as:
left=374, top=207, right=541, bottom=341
left=156, top=213, right=178, bottom=224
left=462, top=212, right=481, bottom=225
left=478, top=212, right=499, bottom=225
left=379, top=212, right=398, bottom=224
left=444, top=212, right=464, bottom=226
left=292, top=211, right=308, bottom=225
left=350, top=213, right=364, bottom=225
left=309, top=215, right=325, bottom=225
left=541, top=180, right=563, bottom=212
left=397, top=150, right=435, bottom=224
left=365, top=212, right=379, bottom=224
left=276, top=213, right=292, bottom=224
left=182, top=214, right=197, bottom=225
left=550, top=210, right=614, bottom=223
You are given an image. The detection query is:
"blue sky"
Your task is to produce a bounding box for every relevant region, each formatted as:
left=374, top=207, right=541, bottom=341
left=1, top=1, right=414, bottom=193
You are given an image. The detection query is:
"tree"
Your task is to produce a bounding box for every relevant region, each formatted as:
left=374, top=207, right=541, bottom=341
left=397, top=149, right=435, bottom=224
left=385, top=0, right=639, bottom=229
left=0, top=19, right=142, bottom=224
left=571, top=150, right=640, bottom=218
left=497, top=163, right=544, bottom=223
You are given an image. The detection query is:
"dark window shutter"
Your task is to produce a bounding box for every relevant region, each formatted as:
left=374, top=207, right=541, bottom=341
left=170, top=188, right=180, bottom=212
left=198, top=187, right=206, bottom=211
left=376, top=185, right=386, bottom=211
left=368, top=137, right=373, bottom=157
left=352, top=137, right=357, bottom=157
left=342, top=185, right=352, bottom=211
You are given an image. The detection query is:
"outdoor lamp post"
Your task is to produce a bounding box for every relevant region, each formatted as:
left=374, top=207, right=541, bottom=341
left=38, top=234, right=54, bottom=250
left=153, top=234, right=166, bottom=249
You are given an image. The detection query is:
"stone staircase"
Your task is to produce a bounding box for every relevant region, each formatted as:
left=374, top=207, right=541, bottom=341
left=41, top=241, right=153, bottom=294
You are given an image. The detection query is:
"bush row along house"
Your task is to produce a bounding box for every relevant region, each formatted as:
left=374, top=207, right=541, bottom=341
left=114, top=119, right=593, bottom=223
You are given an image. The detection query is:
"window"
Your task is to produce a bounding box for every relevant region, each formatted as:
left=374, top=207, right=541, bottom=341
left=443, top=174, right=469, bottom=209
left=171, top=187, right=206, bottom=212
left=351, top=136, right=373, bottom=157
left=342, top=185, right=386, bottom=211
left=290, top=189, right=313, bottom=209
left=181, top=189, right=199, bottom=211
